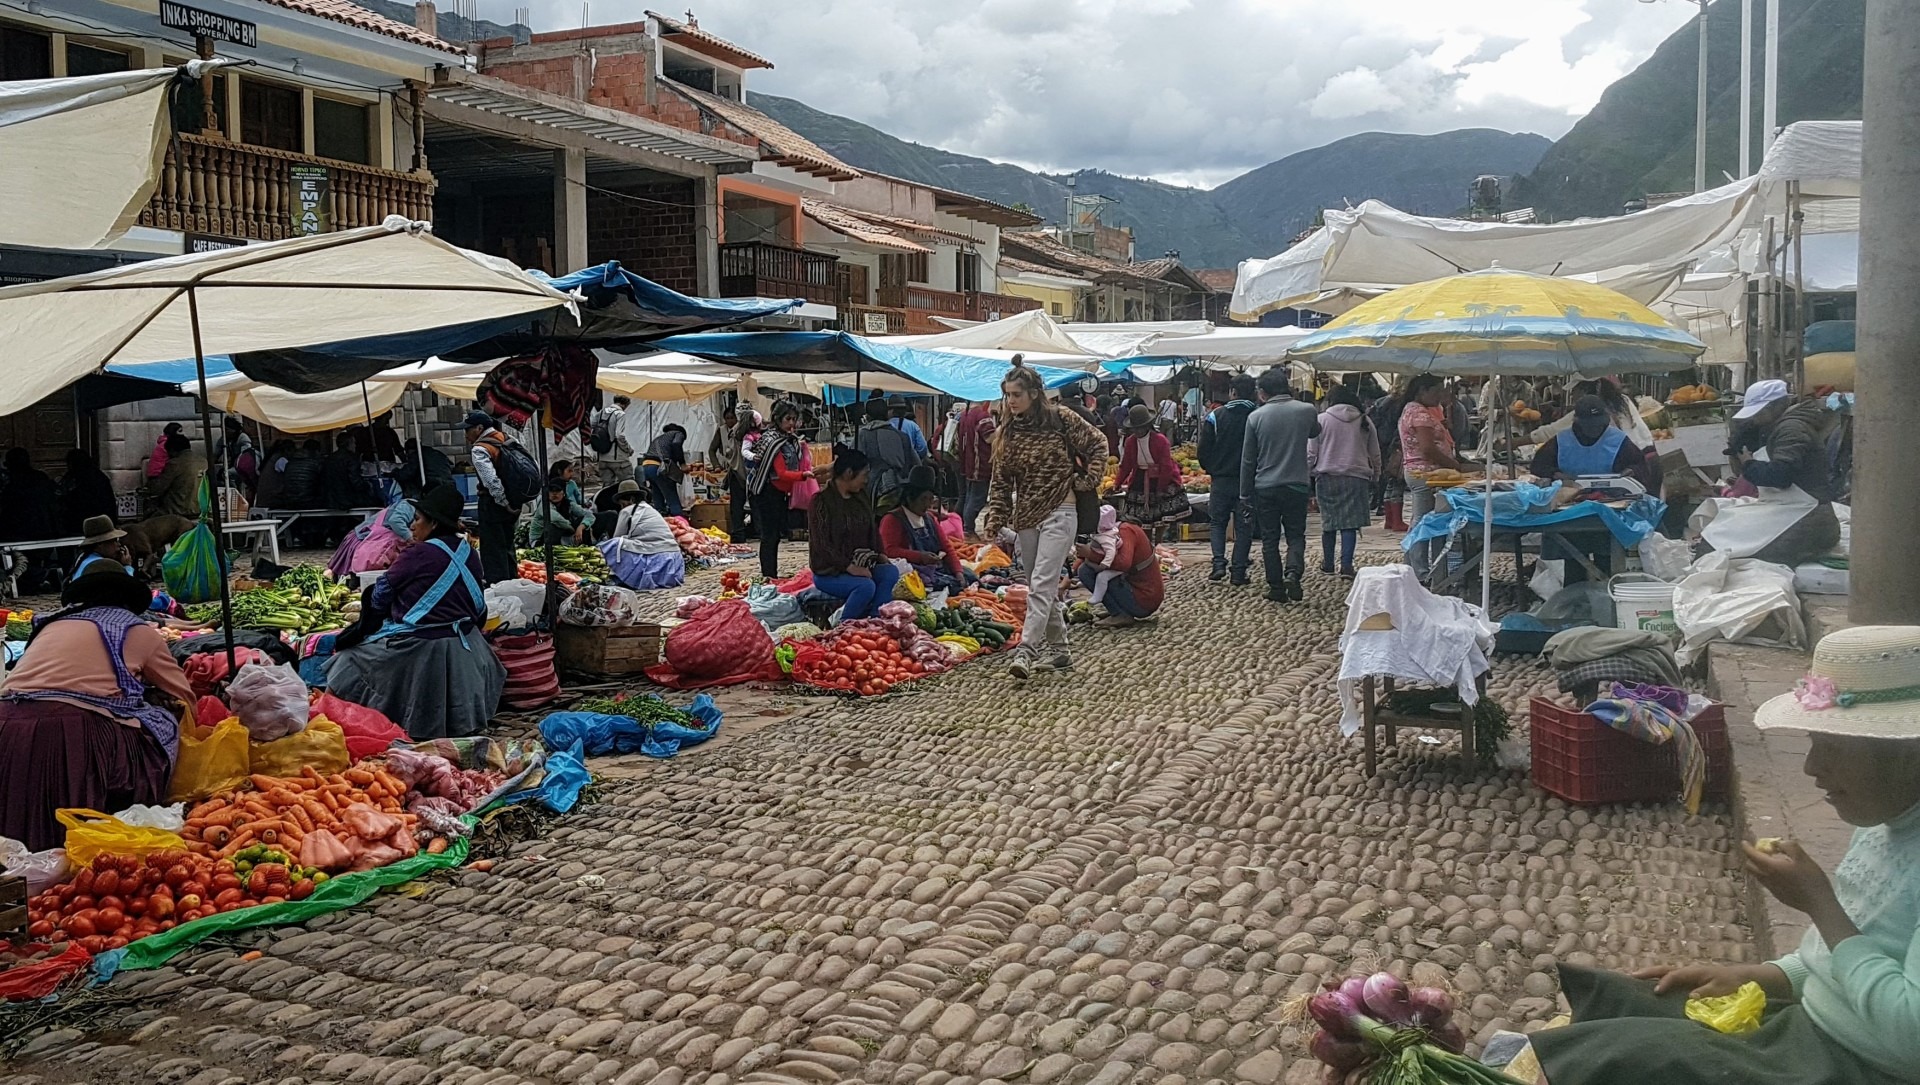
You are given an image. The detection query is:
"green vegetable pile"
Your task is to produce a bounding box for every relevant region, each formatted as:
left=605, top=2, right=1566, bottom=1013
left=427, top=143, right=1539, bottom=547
left=185, top=564, right=355, bottom=634
left=571, top=693, right=696, bottom=727
left=913, top=604, right=1015, bottom=648
left=518, top=546, right=610, bottom=579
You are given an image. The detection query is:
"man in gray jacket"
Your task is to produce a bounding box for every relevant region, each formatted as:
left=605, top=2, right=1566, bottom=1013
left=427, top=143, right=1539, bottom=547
left=1240, top=368, right=1321, bottom=603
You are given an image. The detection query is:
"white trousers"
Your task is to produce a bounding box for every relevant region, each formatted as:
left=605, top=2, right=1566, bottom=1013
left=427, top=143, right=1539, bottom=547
left=1017, top=503, right=1076, bottom=652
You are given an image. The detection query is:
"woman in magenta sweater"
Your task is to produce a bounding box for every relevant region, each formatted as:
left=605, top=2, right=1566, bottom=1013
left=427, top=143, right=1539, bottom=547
left=1113, top=404, right=1183, bottom=541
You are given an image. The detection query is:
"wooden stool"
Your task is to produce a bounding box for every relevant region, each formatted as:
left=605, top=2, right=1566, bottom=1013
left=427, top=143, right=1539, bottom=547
left=1359, top=672, right=1491, bottom=776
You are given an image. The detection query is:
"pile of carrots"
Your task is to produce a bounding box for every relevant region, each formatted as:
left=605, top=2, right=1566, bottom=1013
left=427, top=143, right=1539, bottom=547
left=952, top=588, right=1023, bottom=627
left=181, top=765, right=411, bottom=860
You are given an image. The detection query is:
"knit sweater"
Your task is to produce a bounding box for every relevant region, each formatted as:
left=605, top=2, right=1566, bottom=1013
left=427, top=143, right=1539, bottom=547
left=982, top=406, right=1109, bottom=534
left=1308, top=405, right=1380, bottom=480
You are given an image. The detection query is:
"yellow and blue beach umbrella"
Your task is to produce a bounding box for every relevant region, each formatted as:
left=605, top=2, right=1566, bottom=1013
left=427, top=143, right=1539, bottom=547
left=1290, top=267, right=1704, bottom=376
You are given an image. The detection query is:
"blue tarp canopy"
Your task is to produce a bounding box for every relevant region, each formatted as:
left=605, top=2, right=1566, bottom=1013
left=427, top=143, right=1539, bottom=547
left=654, top=331, right=1089, bottom=401
left=111, top=262, right=799, bottom=394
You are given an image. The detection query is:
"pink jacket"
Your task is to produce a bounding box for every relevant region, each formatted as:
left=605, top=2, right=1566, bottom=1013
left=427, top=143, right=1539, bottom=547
left=1308, top=404, right=1381, bottom=480
left=1115, top=432, right=1180, bottom=490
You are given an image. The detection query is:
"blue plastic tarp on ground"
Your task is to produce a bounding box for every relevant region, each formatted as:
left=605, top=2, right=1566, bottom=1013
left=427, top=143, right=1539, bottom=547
left=1403, top=480, right=1666, bottom=551
left=538, top=694, right=723, bottom=759
left=657, top=331, right=1089, bottom=400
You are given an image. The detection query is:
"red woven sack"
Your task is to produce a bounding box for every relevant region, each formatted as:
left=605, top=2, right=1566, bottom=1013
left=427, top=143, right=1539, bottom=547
left=646, top=598, right=780, bottom=689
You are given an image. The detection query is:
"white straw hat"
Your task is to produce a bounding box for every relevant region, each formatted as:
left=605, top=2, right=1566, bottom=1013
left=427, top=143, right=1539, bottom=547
left=1755, top=626, right=1920, bottom=738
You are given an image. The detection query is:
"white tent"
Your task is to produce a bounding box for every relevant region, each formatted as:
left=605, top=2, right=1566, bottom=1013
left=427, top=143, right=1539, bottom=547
left=885, top=309, right=1094, bottom=356
left=1231, top=185, right=1759, bottom=321
left=200, top=372, right=410, bottom=434
left=0, top=217, right=575, bottom=416
left=0, top=64, right=229, bottom=250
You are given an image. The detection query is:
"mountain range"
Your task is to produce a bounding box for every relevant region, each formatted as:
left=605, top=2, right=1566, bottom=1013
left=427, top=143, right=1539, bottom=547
left=753, top=0, right=1864, bottom=268
left=750, top=93, right=1549, bottom=269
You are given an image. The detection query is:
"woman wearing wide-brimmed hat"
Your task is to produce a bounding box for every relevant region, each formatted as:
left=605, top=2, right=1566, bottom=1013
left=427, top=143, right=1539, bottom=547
left=1112, top=403, right=1186, bottom=543
left=67, top=514, right=134, bottom=586
left=1529, top=625, right=1920, bottom=1085
left=326, top=483, right=504, bottom=741
left=0, top=567, right=187, bottom=850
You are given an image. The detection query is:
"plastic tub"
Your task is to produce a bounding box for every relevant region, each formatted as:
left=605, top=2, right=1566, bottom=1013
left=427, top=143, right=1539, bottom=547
left=1609, top=574, right=1678, bottom=639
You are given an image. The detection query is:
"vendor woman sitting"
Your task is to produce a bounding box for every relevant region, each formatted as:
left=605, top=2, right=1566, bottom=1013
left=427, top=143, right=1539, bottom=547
left=1529, top=395, right=1657, bottom=490
left=1530, top=625, right=1920, bottom=1085
left=808, top=448, right=900, bottom=622
left=880, top=465, right=969, bottom=594
left=0, top=568, right=190, bottom=850
left=599, top=479, right=686, bottom=591
left=326, top=484, right=504, bottom=741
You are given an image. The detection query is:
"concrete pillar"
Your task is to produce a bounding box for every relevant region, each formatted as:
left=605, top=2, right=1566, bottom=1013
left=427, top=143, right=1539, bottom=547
left=1852, top=0, right=1920, bottom=625
left=553, top=147, right=588, bottom=274
left=693, top=174, right=719, bottom=298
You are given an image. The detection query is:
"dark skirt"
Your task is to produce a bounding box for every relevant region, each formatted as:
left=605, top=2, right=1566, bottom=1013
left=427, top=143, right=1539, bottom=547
left=1315, top=474, right=1374, bottom=531
left=326, top=632, right=507, bottom=741
left=1532, top=965, right=1902, bottom=1085
left=0, top=700, right=170, bottom=851
left=1122, top=480, right=1189, bottom=525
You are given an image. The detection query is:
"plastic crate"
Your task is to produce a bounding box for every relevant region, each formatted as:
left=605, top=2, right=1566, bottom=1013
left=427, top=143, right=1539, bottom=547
left=1529, top=697, right=1729, bottom=805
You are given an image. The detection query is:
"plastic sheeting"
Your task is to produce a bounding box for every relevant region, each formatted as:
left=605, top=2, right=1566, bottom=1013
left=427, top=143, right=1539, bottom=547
left=655, top=331, right=1091, bottom=400
left=885, top=309, right=1095, bottom=356
left=1757, top=120, right=1861, bottom=198
left=199, top=374, right=409, bottom=433
left=0, top=218, right=575, bottom=416
left=1402, top=481, right=1668, bottom=552
left=0, top=66, right=225, bottom=250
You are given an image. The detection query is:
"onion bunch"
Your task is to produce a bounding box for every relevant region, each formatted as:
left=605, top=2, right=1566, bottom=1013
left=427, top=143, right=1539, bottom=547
left=1306, top=972, right=1525, bottom=1084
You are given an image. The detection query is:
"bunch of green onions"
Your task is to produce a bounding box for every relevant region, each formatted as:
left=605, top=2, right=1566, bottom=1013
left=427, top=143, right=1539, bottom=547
left=1307, top=973, right=1528, bottom=1084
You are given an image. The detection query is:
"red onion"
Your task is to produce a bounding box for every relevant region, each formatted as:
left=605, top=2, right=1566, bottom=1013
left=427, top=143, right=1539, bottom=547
left=1406, top=986, right=1455, bottom=1028
left=1307, top=990, right=1363, bottom=1040
left=1309, top=1029, right=1370, bottom=1071
left=1336, top=975, right=1370, bottom=1004
left=1361, top=971, right=1414, bottom=1025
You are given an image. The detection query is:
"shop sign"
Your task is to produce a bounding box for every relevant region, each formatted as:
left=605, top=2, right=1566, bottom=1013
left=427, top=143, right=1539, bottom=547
left=291, top=166, right=329, bottom=235
left=159, top=1, right=258, bottom=48
left=860, top=312, right=891, bottom=335
left=186, top=234, right=245, bottom=254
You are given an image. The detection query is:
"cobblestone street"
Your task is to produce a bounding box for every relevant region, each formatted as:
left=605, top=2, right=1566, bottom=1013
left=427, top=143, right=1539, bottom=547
left=3, top=547, right=1755, bottom=1085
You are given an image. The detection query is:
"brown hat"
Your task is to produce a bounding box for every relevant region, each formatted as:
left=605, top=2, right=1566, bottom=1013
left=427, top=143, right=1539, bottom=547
left=80, top=515, right=125, bottom=546
left=1125, top=404, right=1155, bottom=432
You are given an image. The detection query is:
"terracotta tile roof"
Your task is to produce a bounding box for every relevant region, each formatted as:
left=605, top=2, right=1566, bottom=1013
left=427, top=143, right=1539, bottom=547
left=258, top=0, right=465, bottom=53
left=1128, top=257, right=1182, bottom=279
left=802, top=200, right=930, bottom=254
left=668, top=83, right=858, bottom=180
left=646, top=10, right=773, bottom=69
left=1001, top=232, right=1161, bottom=286
left=1192, top=268, right=1239, bottom=293
left=998, top=255, right=1092, bottom=283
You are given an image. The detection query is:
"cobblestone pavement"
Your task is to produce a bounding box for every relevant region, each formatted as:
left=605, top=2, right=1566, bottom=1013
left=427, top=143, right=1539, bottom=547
left=3, top=546, right=1754, bottom=1085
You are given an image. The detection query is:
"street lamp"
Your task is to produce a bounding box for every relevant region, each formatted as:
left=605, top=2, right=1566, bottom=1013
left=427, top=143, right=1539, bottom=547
left=1643, top=0, right=1712, bottom=194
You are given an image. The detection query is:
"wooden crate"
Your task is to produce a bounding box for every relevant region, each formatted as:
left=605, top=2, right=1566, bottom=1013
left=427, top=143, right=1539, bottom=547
left=0, top=873, right=26, bottom=942
left=685, top=501, right=728, bottom=531
left=553, top=621, right=671, bottom=677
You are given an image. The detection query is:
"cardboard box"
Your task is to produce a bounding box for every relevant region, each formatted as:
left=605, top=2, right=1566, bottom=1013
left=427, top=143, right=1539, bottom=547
left=685, top=502, right=728, bottom=531
left=553, top=621, right=671, bottom=676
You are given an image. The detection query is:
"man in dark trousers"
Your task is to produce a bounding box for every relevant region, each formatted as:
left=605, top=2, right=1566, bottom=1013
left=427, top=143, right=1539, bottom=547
left=1239, top=368, right=1321, bottom=603
left=1198, top=373, right=1259, bottom=584
left=465, top=410, right=522, bottom=585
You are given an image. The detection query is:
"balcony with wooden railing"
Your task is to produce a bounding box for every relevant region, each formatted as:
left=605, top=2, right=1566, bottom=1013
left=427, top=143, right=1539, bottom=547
left=138, top=134, right=435, bottom=242
left=875, top=283, right=964, bottom=334
left=966, top=290, right=1043, bottom=322
left=718, top=242, right=840, bottom=304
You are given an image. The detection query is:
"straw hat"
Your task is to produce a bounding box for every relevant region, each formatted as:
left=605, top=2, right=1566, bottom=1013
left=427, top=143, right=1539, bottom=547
left=1756, top=625, right=1920, bottom=738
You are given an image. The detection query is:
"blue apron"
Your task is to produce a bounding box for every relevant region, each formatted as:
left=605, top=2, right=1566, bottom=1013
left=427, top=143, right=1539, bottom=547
left=1558, top=426, right=1628, bottom=477
left=71, top=553, right=134, bottom=580
left=370, top=538, right=485, bottom=644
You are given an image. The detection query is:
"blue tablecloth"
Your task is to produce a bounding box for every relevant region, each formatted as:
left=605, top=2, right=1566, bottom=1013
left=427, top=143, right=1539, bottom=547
left=1403, top=480, right=1666, bottom=552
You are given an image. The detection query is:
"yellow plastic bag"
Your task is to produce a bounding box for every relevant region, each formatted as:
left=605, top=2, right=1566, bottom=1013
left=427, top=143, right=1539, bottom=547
left=167, top=717, right=253, bottom=803
left=248, top=717, right=350, bottom=778
left=1686, top=982, right=1767, bottom=1035
left=893, top=569, right=927, bottom=601
left=56, top=808, right=188, bottom=867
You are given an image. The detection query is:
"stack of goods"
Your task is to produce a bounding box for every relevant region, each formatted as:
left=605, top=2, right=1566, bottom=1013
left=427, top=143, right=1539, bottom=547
left=1668, top=384, right=1720, bottom=406
left=1173, top=443, right=1209, bottom=493
left=1508, top=400, right=1543, bottom=424
left=515, top=545, right=608, bottom=584
left=665, top=516, right=734, bottom=562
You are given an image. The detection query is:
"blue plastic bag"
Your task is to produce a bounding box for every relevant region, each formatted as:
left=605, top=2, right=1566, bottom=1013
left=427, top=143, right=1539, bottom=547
left=161, top=522, right=224, bottom=605
left=538, top=693, right=722, bottom=759
left=535, top=739, right=589, bottom=813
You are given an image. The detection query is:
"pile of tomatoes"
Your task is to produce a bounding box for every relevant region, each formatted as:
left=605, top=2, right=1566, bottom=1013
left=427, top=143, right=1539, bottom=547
left=25, top=848, right=311, bottom=954
left=791, top=628, right=927, bottom=696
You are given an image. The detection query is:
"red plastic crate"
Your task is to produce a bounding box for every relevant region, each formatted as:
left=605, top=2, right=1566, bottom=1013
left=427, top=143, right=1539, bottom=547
left=1529, top=697, right=1730, bottom=805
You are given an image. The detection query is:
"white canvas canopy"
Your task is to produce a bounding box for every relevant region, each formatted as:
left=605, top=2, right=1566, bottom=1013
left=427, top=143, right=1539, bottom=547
left=0, top=217, right=576, bottom=416
left=199, top=372, right=410, bottom=434
left=0, top=64, right=228, bottom=250
left=1232, top=185, right=1758, bottom=321
left=885, top=309, right=1094, bottom=356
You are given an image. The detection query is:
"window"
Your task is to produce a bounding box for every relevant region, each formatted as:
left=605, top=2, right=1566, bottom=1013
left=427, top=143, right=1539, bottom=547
left=955, top=251, right=981, bottom=293
left=65, top=40, right=129, bottom=76
left=906, top=251, right=929, bottom=284
left=241, top=78, right=302, bottom=152
left=0, top=25, right=51, bottom=82
left=312, top=97, right=370, bottom=164
left=1050, top=301, right=1063, bottom=317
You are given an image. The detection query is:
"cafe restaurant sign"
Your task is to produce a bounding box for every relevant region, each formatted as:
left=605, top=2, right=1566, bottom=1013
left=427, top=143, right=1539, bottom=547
left=159, top=1, right=257, bottom=48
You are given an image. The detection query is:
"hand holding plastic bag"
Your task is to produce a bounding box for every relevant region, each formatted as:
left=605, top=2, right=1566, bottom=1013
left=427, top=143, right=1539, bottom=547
left=1685, top=981, right=1767, bottom=1035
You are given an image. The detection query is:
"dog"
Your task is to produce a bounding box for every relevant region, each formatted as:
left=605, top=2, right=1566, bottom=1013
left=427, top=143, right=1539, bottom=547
left=121, top=514, right=194, bottom=578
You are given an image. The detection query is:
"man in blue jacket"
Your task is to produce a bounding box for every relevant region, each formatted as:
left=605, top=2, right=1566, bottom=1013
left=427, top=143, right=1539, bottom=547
left=1197, top=373, right=1259, bottom=584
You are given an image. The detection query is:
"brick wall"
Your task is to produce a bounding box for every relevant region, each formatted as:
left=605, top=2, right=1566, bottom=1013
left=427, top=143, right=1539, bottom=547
left=478, top=34, right=758, bottom=153
left=587, top=182, right=698, bottom=293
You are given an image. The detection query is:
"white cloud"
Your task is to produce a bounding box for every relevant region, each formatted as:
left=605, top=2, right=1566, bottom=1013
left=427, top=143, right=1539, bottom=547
left=521, top=0, right=1699, bottom=184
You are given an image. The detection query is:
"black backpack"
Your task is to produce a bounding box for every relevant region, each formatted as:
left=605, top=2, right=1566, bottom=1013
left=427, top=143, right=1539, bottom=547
left=589, top=413, right=614, bottom=455
left=481, top=435, right=542, bottom=507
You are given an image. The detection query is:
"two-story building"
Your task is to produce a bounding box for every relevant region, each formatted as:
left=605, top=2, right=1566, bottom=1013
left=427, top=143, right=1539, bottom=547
left=998, top=232, right=1203, bottom=323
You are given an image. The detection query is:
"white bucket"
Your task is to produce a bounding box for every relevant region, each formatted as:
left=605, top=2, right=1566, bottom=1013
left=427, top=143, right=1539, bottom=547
left=1609, top=573, right=1678, bottom=639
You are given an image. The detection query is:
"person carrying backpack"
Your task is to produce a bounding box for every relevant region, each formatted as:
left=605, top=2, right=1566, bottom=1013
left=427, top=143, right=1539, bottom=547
left=591, top=396, right=633, bottom=485
left=465, top=410, right=540, bottom=585
left=855, top=398, right=919, bottom=511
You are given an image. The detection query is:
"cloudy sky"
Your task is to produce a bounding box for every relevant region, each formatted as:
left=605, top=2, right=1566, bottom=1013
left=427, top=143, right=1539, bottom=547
left=533, top=0, right=1699, bottom=188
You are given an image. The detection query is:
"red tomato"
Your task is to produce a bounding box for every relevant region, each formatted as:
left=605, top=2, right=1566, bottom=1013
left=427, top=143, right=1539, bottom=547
left=27, top=920, right=53, bottom=938
left=69, top=894, right=94, bottom=911
left=95, top=908, right=125, bottom=931
left=164, top=864, right=193, bottom=889
left=177, top=893, right=203, bottom=910
left=71, top=869, right=95, bottom=894
left=93, top=870, right=119, bottom=897
left=134, top=919, right=159, bottom=937
left=105, top=936, right=128, bottom=950
left=78, top=936, right=108, bottom=953
left=180, top=879, right=207, bottom=899
left=212, top=888, right=244, bottom=906
left=61, top=916, right=96, bottom=938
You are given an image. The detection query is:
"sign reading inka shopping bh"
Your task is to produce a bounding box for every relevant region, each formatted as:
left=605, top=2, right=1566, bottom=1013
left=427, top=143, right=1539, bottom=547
left=159, top=1, right=257, bottom=48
